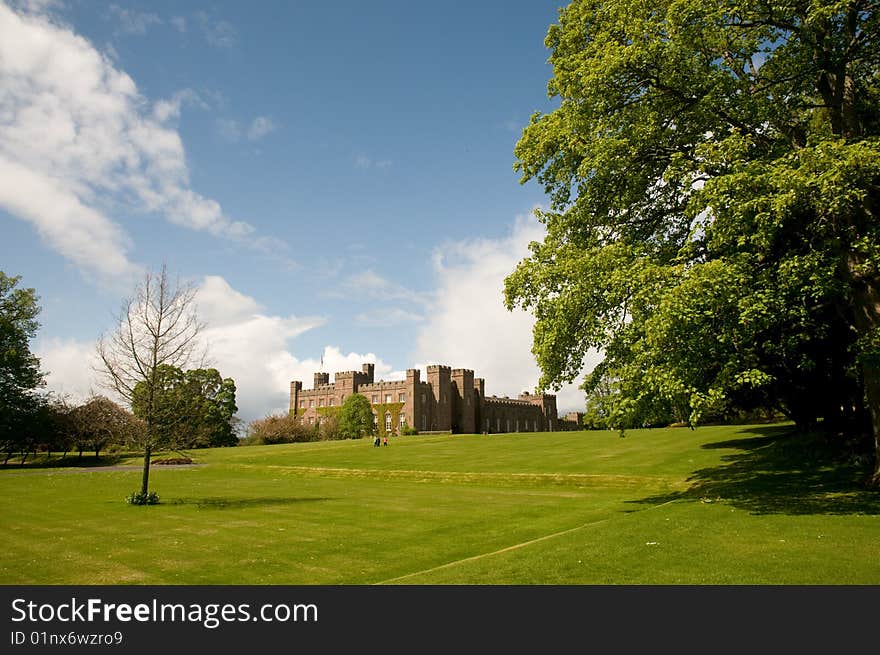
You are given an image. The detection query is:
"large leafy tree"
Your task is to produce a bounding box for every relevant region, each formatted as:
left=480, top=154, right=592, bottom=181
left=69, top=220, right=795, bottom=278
left=337, top=393, right=377, bottom=440
left=132, top=365, right=238, bottom=449
left=0, top=272, right=45, bottom=455
left=504, top=1, right=880, bottom=481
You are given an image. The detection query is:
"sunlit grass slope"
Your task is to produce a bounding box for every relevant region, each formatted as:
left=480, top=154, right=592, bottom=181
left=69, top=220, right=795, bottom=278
left=1, top=424, right=877, bottom=584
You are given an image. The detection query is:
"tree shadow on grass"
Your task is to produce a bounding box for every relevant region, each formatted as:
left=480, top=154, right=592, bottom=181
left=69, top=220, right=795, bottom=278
left=1, top=454, right=127, bottom=470
left=630, top=425, right=880, bottom=515
left=167, top=497, right=333, bottom=510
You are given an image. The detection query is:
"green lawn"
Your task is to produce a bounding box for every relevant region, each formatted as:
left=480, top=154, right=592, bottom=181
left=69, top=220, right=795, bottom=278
left=1, top=424, right=878, bottom=584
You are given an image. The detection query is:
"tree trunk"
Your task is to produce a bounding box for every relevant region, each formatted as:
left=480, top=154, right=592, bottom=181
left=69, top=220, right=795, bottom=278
left=141, top=444, right=151, bottom=495
left=864, top=368, right=880, bottom=486
left=846, top=256, right=880, bottom=486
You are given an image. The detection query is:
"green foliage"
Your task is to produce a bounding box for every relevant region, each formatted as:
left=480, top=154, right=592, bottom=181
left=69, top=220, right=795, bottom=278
left=132, top=365, right=238, bottom=449
left=0, top=272, right=45, bottom=453
left=400, top=425, right=419, bottom=436
left=373, top=401, right=405, bottom=435
left=126, top=490, right=160, bottom=506
left=505, top=1, right=880, bottom=449
left=337, top=394, right=377, bottom=440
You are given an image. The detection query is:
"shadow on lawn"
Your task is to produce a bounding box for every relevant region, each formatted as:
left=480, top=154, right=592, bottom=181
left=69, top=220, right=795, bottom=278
left=1, top=454, right=127, bottom=469
left=631, top=425, right=880, bottom=515
left=168, top=496, right=332, bottom=510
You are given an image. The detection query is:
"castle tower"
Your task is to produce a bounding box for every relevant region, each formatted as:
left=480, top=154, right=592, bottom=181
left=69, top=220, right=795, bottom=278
left=289, top=380, right=302, bottom=414
left=362, top=363, right=375, bottom=383
left=473, top=377, right=485, bottom=432
left=451, top=368, right=475, bottom=433
left=406, top=368, right=420, bottom=430
left=426, top=365, right=452, bottom=431
left=313, top=372, right=330, bottom=388
left=544, top=394, right=558, bottom=431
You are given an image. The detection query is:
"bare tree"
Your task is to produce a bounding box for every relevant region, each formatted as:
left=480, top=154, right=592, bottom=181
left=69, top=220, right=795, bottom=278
left=96, top=265, right=205, bottom=497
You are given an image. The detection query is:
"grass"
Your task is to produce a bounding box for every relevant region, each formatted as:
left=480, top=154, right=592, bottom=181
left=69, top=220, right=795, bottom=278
left=1, top=424, right=878, bottom=584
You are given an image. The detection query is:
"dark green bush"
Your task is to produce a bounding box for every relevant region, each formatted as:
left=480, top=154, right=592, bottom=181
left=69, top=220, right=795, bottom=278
left=126, top=490, right=160, bottom=505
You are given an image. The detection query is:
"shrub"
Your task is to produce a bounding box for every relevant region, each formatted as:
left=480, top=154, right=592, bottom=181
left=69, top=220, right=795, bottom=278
left=152, top=457, right=193, bottom=465
left=400, top=425, right=419, bottom=436
left=246, top=413, right=313, bottom=445
left=126, top=490, right=159, bottom=505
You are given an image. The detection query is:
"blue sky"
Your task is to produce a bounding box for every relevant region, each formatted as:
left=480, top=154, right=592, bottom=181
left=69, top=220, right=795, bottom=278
left=1, top=0, right=595, bottom=423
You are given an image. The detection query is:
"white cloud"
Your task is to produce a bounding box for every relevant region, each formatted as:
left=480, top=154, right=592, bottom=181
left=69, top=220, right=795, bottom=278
left=354, top=308, right=424, bottom=327
left=247, top=116, right=275, bottom=141
left=413, top=212, right=600, bottom=414
left=0, top=4, right=275, bottom=285
left=215, top=118, right=241, bottom=142
left=196, top=296, right=402, bottom=420
left=354, top=154, right=392, bottom=169
left=216, top=116, right=275, bottom=143
left=108, top=4, right=161, bottom=35
left=196, top=275, right=263, bottom=326
left=195, top=11, right=237, bottom=48
left=152, top=88, right=205, bottom=123
left=0, top=155, right=140, bottom=281
left=36, top=337, right=103, bottom=403
left=338, top=269, right=425, bottom=305
left=170, top=16, right=187, bottom=33
left=8, top=0, right=60, bottom=14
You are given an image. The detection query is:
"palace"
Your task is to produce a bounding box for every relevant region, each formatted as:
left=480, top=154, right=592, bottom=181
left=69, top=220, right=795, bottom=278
left=290, top=363, right=574, bottom=434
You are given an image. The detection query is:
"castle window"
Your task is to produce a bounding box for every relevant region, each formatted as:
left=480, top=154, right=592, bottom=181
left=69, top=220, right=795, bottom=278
left=515, top=419, right=519, bottom=432
left=398, top=393, right=405, bottom=402
left=373, top=413, right=378, bottom=426
left=399, top=413, right=406, bottom=428
left=385, top=412, right=392, bottom=431
left=318, top=398, right=324, bottom=407
left=506, top=419, right=511, bottom=432
left=485, top=418, right=490, bottom=432
left=372, top=394, right=378, bottom=403
left=299, top=400, right=304, bottom=409
left=534, top=420, right=538, bottom=432
left=496, top=418, right=501, bottom=432
left=421, top=414, right=427, bottom=431
left=421, top=393, right=425, bottom=403
left=329, top=398, right=334, bottom=406
left=466, top=395, right=470, bottom=405
left=385, top=394, right=392, bottom=403
left=308, top=417, right=314, bottom=425
left=309, top=399, right=314, bottom=408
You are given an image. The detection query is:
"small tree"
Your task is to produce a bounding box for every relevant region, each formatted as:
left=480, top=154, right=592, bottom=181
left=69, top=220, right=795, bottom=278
left=96, top=265, right=205, bottom=500
left=337, top=394, right=376, bottom=440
